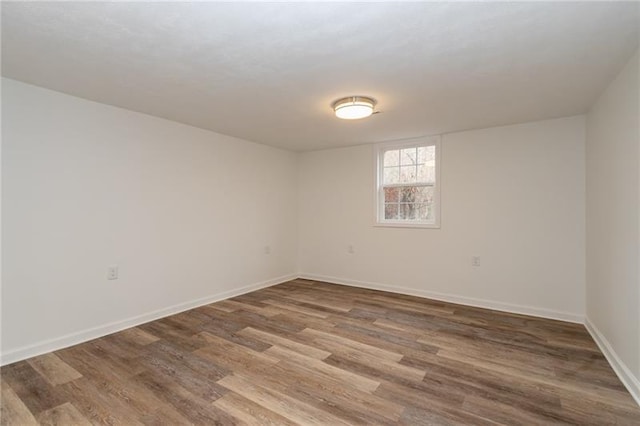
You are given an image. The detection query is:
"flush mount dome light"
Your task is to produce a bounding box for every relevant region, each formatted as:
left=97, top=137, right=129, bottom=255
left=332, top=96, right=376, bottom=120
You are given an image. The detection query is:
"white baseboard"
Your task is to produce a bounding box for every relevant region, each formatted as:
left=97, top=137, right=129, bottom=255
left=584, top=317, right=640, bottom=407
left=0, top=273, right=297, bottom=366
left=298, top=273, right=584, bottom=324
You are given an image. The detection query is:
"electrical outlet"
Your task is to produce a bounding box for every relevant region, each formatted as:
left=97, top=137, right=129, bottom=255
left=264, top=245, right=271, bottom=255
left=472, top=256, right=481, bottom=267
left=107, top=265, right=119, bottom=280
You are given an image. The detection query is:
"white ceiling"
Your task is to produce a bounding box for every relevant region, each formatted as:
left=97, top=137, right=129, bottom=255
left=2, top=2, right=638, bottom=151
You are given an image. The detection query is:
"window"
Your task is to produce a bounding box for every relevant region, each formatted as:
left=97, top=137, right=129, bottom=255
left=375, top=136, right=440, bottom=228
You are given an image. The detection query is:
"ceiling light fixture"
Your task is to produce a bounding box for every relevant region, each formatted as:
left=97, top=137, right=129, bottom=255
left=332, top=96, right=376, bottom=120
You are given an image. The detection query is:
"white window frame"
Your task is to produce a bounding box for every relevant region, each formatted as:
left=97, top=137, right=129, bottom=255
left=374, top=135, right=441, bottom=228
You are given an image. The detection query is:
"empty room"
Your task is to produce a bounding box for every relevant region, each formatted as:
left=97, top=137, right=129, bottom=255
left=1, top=1, right=639, bottom=425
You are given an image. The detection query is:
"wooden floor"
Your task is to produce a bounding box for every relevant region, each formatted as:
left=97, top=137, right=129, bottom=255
left=1, top=280, right=639, bottom=425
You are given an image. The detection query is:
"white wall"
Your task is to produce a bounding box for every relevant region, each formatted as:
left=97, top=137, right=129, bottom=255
left=1, top=78, right=298, bottom=363
left=298, top=116, right=586, bottom=321
left=585, top=50, right=639, bottom=399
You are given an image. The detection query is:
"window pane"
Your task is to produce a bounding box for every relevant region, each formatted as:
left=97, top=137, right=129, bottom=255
left=417, top=146, right=427, bottom=164
left=393, top=188, right=436, bottom=222
left=390, top=186, right=434, bottom=204
left=400, top=186, right=417, bottom=203
left=401, top=148, right=417, bottom=166
left=415, top=203, right=431, bottom=221
left=399, top=165, right=416, bottom=183
left=384, top=203, right=398, bottom=219
left=384, top=150, right=399, bottom=167
left=397, top=203, right=434, bottom=221
left=383, top=167, right=399, bottom=184
left=384, top=187, right=400, bottom=203
left=414, top=186, right=434, bottom=203
left=417, top=164, right=435, bottom=183
left=399, top=203, right=419, bottom=220
left=418, top=145, right=435, bottom=163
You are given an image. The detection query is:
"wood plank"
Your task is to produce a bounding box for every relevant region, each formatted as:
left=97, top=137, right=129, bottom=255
left=136, top=341, right=228, bottom=402
left=231, top=352, right=401, bottom=424
left=117, top=327, right=161, bottom=346
left=1, top=361, right=66, bottom=415
left=265, top=345, right=380, bottom=393
left=195, top=315, right=272, bottom=352
left=213, top=391, right=297, bottom=426
left=261, top=298, right=330, bottom=318
left=58, top=377, right=145, bottom=425
left=238, top=327, right=330, bottom=360
left=215, top=299, right=282, bottom=317
left=311, top=337, right=426, bottom=382
left=137, top=404, right=192, bottom=426
left=27, top=353, right=82, bottom=386
left=134, top=371, right=233, bottom=424
left=300, top=327, right=404, bottom=362
left=218, top=373, right=352, bottom=426
left=193, top=331, right=280, bottom=374
left=0, top=381, right=38, bottom=426
left=36, top=402, right=92, bottom=426
left=281, top=368, right=405, bottom=424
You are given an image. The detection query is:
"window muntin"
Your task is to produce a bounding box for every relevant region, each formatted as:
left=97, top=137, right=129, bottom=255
left=376, top=137, right=440, bottom=227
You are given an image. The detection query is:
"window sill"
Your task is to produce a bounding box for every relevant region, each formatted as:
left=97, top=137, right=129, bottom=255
left=374, top=221, right=440, bottom=229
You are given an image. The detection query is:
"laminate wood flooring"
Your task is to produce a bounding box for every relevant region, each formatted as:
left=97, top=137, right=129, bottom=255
left=2, top=279, right=639, bottom=425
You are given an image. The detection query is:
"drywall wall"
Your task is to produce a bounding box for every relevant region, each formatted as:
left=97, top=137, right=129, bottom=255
left=298, top=116, right=586, bottom=321
left=585, top=50, right=639, bottom=399
left=1, top=78, right=298, bottom=364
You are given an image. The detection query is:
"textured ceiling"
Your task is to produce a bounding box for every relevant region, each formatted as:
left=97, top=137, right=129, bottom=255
left=2, top=2, right=638, bottom=151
